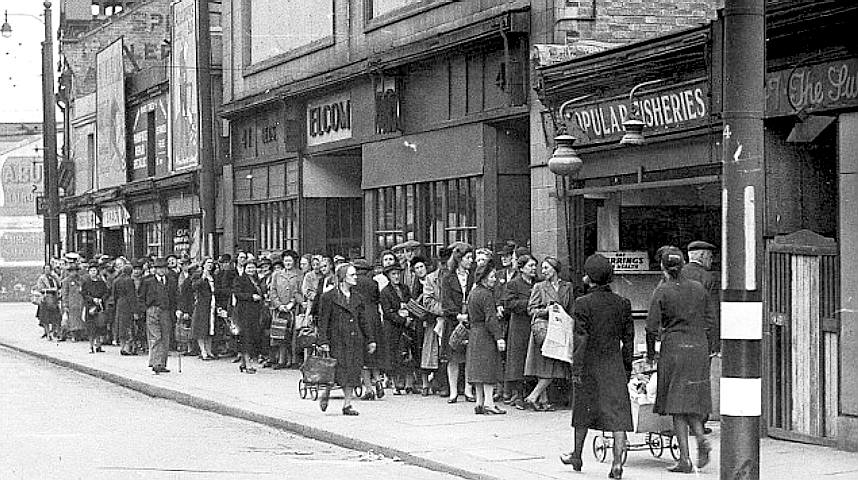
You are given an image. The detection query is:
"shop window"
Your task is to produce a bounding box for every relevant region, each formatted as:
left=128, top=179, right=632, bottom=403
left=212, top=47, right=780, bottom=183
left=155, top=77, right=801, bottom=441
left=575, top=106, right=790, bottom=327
left=372, top=177, right=477, bottom=257
left=326, top=198, right=363, bottom=259
left=236, top=200, right=298, bottom=255
left=144, top=222, right=163, bottom=257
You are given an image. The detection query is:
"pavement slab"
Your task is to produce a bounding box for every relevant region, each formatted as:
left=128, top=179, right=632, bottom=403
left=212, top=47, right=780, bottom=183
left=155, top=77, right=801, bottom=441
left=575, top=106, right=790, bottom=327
left=2, top=302, right=857, bottom=480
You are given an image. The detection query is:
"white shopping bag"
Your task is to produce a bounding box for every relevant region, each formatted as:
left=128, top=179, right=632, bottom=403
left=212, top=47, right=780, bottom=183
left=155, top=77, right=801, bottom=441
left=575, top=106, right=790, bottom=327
left=541, top=304, right=574, bottom=363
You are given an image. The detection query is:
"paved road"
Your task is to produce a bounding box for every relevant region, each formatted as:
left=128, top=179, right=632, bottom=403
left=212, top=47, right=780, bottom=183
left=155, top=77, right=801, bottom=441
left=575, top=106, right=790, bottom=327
left=0, top=346, right=459, bottom=480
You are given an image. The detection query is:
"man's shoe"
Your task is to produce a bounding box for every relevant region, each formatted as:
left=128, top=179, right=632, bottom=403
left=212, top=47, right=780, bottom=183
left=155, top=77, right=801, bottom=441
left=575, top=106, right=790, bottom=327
left=667, top=460, right=693, bottom=473
left=153, top=366, right=170, bottom=373
left=697, top=439, right=711, bottom=469
left=273, top=363, right=288, bottom=370
left=342, top=406, right=359, bottom=416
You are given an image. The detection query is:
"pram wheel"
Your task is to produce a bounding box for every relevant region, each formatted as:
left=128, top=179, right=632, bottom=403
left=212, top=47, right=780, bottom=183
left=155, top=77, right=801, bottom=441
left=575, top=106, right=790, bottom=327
left=648, top=433, right=665, bottom=457
left=299, top=379, right=308, bottom=399
left=592, top=435, right=609, bottom=463
left=669, top=434, right=681, bottom=460
left=311, top=386, right=319, bottom=400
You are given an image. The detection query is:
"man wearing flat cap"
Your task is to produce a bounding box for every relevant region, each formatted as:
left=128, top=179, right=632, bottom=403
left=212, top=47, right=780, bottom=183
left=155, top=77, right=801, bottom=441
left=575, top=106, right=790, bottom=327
left=393, top=240, right=422, bottom=293
left=683, top=241, right=719, bottom=355
left=138, top=257, right=178, bottom=373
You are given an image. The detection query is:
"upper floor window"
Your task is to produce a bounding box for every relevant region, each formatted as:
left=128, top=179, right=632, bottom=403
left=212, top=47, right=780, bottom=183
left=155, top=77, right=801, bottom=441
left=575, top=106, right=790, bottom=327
left=249, top=0, right=334, bottom=65
left=367, top=0, right=436, bottom=20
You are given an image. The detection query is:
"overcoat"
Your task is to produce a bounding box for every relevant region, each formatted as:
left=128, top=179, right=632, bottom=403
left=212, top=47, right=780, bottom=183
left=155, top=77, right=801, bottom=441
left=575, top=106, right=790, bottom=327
left=191, top=275, right=216, bottom=339
left=440, top=268, right=474, bottom=364
left=232, top=273, right=264, bottom=355
left=316, top=288, right=375, bottom=386
left=81, top=276, right=109, bottom=333
left=571, top=284, right=634, bottom=431
left=36, top=272, right=61, bottom=328
left=681, top=261, right=720, bottom=353
left=380, top=282, right=414, bottom=373
left=646, top=276, right=712, bottom=416
left=354, top=273, right=388, bottom=370
left=61, top=273, right=86, bottom=332
left=419, top=267, right=446, bottom=370
left=524, top=280, right=574, bottom=379
left=112, top=272, right=139, bottom=338
left=503, top=274, right=534, bottom=382
left=465, top=284, right=503, bottom=383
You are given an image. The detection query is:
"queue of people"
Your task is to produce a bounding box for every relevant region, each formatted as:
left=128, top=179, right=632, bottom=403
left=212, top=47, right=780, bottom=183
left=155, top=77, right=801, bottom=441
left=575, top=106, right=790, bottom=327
left=32, top=238, right=718, bottom=477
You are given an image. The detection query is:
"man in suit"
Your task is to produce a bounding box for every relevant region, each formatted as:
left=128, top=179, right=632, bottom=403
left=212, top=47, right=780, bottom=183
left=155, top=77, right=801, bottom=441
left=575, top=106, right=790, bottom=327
left=139, top=257, right=177, bottom=373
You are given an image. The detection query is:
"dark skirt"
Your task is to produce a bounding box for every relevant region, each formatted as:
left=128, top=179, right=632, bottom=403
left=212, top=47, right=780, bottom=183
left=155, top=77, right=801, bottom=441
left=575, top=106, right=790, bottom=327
left=571, top=366, right=633, bottom=431
left=504, top=313, right=530, bottom=382
left=363, top=316, right=390, bottom=370
left=524, top=330, right=569, bottom=379
left=654, top=332, right=712, bottom=416
left=235, top=314, right=261, bottom=356
left=37, top=296, right=61, bottom=329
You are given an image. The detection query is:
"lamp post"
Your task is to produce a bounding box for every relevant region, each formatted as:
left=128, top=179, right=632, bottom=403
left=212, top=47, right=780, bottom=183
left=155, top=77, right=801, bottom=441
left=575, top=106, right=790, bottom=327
left=1, top=3, right=60, bottom=263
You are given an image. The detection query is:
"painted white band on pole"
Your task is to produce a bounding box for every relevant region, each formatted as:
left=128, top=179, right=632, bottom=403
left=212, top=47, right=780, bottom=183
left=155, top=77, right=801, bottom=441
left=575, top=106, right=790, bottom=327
left=721, top=377, right=762, bottom=417
left=721, top=301, right=763, bottom=340
left=722, top=188, right=728, bottom=288
left=744, top=186, right=756, bottom=290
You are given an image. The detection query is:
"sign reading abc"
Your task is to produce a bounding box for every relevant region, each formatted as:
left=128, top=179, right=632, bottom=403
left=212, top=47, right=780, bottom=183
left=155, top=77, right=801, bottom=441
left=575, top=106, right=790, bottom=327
left=307, top=92, right=352, bottom=147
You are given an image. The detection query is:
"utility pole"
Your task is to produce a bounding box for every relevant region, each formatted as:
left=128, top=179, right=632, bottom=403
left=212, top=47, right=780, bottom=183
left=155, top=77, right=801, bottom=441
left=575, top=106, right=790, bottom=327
left=720, top=1, right=765, bottom=479
left=195, top=0, right=216, bottom=257
left=42, top=1, right=60, bottom=262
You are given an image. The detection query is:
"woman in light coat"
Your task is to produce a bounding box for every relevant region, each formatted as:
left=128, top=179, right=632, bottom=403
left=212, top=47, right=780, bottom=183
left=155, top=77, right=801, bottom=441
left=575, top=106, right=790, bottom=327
left=61, top=264, right=86, bottom=341
left=36, top=264, right=61, bottom=340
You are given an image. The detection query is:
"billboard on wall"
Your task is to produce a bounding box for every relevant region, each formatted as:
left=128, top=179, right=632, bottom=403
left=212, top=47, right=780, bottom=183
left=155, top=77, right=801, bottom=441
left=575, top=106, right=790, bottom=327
left=171, top=0, right=199, bottom=170
left=96, top=38, right=127, bottom=187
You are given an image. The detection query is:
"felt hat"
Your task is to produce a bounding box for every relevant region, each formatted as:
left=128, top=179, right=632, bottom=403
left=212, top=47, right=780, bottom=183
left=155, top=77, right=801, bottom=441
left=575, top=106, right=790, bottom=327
left=660, top=246, right=685, bottom=270
left=584, top=254, right=614, bottom=285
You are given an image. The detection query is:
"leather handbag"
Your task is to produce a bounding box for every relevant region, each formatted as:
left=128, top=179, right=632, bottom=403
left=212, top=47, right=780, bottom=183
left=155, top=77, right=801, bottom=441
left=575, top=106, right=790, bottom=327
left=405, top=298, right=430, bottom=321
left=300, top=352, right=337, bottom=384
left=448, top=322, right=469, bottom=352
left=270, top=310, right=293, bottom=340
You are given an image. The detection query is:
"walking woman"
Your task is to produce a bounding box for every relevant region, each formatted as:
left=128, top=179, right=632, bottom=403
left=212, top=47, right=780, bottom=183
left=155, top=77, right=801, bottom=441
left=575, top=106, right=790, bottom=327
left=353, top=259, right=387, bottom=400
left=232, top=261, right=264, bottom=373
left=523, top=257, right=573, bottom=410
left=316, top=263, right=377, bottom=416
left=191, top=257, right=218, bottom=360
left=647, top=246, right=713, bottom=473
left=81, top=264, right=109, bottom=353
left=466, top=262, right=507, bottom=414
left=36, top=264, right=61, bottom=340
left=561, top=254, right=634, bottom=479
left=504, top=254, right=537, bottom=409
left=61, top=264, right=86, bottom=341
left=440, top=244, right=475, bottom=403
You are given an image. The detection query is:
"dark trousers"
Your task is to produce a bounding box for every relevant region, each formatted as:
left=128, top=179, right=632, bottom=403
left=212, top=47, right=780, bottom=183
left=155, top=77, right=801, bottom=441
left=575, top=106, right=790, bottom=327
left=146, top=306, right=172, bottom=368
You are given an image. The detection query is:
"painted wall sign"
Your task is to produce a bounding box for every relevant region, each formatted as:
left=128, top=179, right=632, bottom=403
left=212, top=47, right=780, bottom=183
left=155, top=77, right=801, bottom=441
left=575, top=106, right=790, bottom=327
left=307, top=92, right=352, bottom=147
left=171, top=0, right=200, bottom=170
left=76, top=210, right=97, bottom=230
left=0, top=230, right=43, bottom=264
left=766, top=57, right=858, bottom=117
left=560, top=80, right=709, bottom=146
left=131, top=95, right=169, bottom=180
left=596, top=251, right=650, bottom=273
left=95, top=39, right=127, bottom=188
left=102, top=204, right=129, bottom=228
left=0, top=156, right=42, bottom=216
left=231, top=106, right=288, bottom=162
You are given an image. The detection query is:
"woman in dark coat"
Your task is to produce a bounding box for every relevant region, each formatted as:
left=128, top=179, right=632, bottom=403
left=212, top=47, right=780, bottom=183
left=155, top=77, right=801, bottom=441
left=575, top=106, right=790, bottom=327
left=232, top=261, right=264, bottom=373
left=503, top=255, right=537, bottom=408
left=353, top=259, right=387, bottom=400
left=524, top=257, right=574, bottom=411
left=561, top=254, right=634, bottom=478
left=440, top=244, right=475, bottom=403
left=466, top=262, right=506, bottom=415
left=379, top=264, right=414, bottom=394
left=191, top=258, right=217, bottom=360
left=316, top=263, right=377, bottom=416
left=646, top=246, right=713, bottom=473
left=81, top=264, right=109, bottom=353
left=112, top=264, right=138, bottom=355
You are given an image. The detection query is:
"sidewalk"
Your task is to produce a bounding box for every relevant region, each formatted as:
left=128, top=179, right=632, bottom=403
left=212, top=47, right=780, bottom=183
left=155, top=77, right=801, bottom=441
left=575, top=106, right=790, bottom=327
left=2, top=303, right=856, bottom=480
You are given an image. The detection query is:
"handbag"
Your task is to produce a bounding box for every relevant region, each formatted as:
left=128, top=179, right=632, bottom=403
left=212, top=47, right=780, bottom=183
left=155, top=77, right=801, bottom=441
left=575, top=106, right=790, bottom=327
left=405, top=298, right=430, bottom=321
left=300, top=351, right=337, bottom=384
left=448, top=322, right=469, bottom=352
left=270, top=310, right=293, bottom=340
left=30, top=287, right=44, bottom=306
left=531, top=315, right=549, bottom=347
left=226, top=317, right=241, bottom=336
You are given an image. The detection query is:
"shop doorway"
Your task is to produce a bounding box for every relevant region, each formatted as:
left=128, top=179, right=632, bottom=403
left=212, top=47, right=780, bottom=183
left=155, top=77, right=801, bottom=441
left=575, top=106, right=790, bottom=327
left=102, top=229, right=125, bottom=257
left=765, top=230, right=839, bottom=446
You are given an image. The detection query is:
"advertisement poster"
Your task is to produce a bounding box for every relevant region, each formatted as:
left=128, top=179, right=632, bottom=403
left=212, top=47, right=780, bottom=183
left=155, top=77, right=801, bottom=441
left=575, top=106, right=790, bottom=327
left=96, top=39, right=127, bottom=187
left=171, top=0, right=199, bottom=170
left=131, top=95, right=169, bottom=180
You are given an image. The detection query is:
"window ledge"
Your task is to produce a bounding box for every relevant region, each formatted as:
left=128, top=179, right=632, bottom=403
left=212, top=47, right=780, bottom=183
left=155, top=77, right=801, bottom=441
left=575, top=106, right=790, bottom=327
left=243, top=36, right=335, bottom=77
left=364, top=0, right=455, bottom=34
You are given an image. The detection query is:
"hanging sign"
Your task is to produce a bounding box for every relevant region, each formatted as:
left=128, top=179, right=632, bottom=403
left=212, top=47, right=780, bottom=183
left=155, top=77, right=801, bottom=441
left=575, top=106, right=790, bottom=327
left=102, top=204, right=129, bottom=228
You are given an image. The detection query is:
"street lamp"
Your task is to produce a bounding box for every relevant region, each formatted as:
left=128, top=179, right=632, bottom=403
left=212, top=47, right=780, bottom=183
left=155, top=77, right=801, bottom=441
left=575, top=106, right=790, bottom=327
left=619, top=79, right=666, bottom=146
left=1, top=3, right=60, bottom=262
left=547, top=94, right=592, bottom=177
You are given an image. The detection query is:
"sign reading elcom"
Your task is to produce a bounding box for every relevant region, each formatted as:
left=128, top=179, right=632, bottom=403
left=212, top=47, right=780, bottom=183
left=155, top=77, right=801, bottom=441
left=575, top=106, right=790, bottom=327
left=306, top=92, right=352, bottom=147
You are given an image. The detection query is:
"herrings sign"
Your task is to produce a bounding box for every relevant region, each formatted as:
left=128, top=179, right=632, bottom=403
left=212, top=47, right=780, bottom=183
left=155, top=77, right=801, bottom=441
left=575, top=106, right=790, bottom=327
left=307, top=92, right=352, bottom=147
left=596, top=251, right=650, bottom=273
left=560, top=79, right=709, bottom=146
left=766, top=58, right=858, bottom=117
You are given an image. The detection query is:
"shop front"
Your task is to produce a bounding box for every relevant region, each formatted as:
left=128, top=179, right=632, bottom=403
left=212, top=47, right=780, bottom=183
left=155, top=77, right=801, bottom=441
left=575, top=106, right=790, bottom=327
left=131, top=200, right=164, bottom=258
left=165, top=194, right=202, bottom=259
left=99, top=203, right=130, bottom=257
left=74, top=209, right=98, bottom=259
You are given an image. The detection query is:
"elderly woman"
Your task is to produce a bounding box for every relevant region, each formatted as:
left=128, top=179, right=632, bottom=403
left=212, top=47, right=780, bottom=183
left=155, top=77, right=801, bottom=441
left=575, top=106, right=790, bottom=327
left=561, top=255, right=634, bottom=479
left=36, top=264, right=61, bottom=340
left=466, top=262, right=507, bottom=414
left=316, top=263, right=377, bottom=416
left=441, top=244, right=476, bottom=403
left=191, top=257, right=218, bottom=360
left=523, top=257, right=573, bottom=411
left=647, top=247, right=713, bottom=473
left=81, top=264, right=109, bottom=353
left=504, top=254, right=537, bottom=409
left=232, top=261, right=265, bottom=373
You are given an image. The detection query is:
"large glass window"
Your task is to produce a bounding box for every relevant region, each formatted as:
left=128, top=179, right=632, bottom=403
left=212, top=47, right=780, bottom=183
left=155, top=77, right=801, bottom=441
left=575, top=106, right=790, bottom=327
left=372, top=177, right=477, bottom=257
left=144, top=222, right=163, bottom=257
left=236, top=200, right=299, bottom=254
left=248, top=0, right=334, bottom=64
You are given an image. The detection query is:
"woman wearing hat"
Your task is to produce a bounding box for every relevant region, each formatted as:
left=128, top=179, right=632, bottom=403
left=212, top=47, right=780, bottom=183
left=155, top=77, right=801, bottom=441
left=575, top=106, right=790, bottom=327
left=523, top=257, right=574, bottom=411
left=441, top=244, right=476, bottom=403
left=380, top=263, right=415, bottom=394
left=647, top=247, right=713, bottom=473
left=191, top=257, right=218, bottom=360
left=560, top=255, right=634, bottom=478
left=503, top=254, right=538, bottom=408
left=268, top=251, right=303, bottom=369
left=232, top=261, right=265, bottom=373
left=60, top=263, right=86, bottom=341
left=113, top=263, right=139, bottom=355
left=466, top=262, right=507, bottom=414
left=36, top=264, right=61, bottom=340
left=81, top=264, right=109, bottom=353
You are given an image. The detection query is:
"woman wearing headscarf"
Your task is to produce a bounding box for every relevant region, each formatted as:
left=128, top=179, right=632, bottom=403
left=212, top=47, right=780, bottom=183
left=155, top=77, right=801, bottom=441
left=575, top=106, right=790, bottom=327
left=232, top=260, right=265, bottom=373
left=316, top=263, right=377, bottom=415
left=81, top=264, right=109, bottom=353
left=523, top=257, right=573, bottom=411
left=441, top=244, right=476, bottom=403
left=647, top=247, right=713, bottom=473
left=191, top=257, right=218, bottom=360
left=36, top=264, right=61, bottom=340
left=466, top=261, right=507, bottom=414
left=504, top=254, right=537, bottom=409
left=561, top=254, right=634, bottom=479
left=61, top=264, right=87, bottom=341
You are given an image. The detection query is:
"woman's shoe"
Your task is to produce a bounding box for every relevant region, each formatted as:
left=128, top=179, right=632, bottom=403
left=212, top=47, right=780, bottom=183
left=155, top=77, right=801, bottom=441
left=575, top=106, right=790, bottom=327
left=667, top=460, right=693, bottom=473
left=239, top=365, right=246, bottom=372
left=539, top=402, right=555, bottom=412
left=272, top=363, right=288, bottom=370
left=514, top=398, right=527, bottom=410
left=697, top=439, right=711, bottom=469
left=447, top=397, right=458, bottom=404
left=474, top=406, right=486, bottom=415
left=393, top=388, right=403, bottom=396
left=523, top=399, right=542, bottom=411
left=342, top=405, right=359, bottom=416
left=202, top=356, right=216, bottom=361
left=232, top=356, right=241, bottom=363
left=95, top=347, right=104, bottom=353
left=319, top=389, right=330, bottom=412
left=608, top=464, right=623, bottom=479
left=375, top=381, right=385, bottom=399
left=464, top=395, right=476, bottom=403
left=483, top=406, right=507, bottom=415
left=421, top=387, right=431, bottom=396
left=361, top=390, right=376, bottom=401
left=560, top=452, right=583, bottom=472
left=244, top=367, right=257, bottom=374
